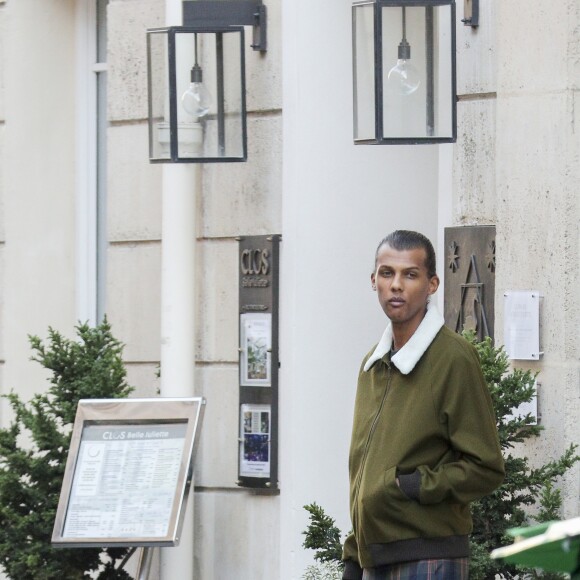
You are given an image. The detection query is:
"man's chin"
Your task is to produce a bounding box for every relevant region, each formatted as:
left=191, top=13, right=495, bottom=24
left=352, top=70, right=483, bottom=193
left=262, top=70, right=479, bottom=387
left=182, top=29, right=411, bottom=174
left=385, top=306, right=407, bottom=320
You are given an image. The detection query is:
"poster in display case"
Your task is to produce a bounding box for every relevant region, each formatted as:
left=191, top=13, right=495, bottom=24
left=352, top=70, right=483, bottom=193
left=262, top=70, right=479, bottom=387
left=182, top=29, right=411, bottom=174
left=239, top=404, right=271, bottom=478
left=240, top=313, right=272, bottom=386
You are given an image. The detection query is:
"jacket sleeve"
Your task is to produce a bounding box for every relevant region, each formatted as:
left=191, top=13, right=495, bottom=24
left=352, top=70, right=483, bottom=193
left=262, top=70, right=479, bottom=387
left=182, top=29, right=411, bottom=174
left=400, top=341, right=504, bottom=505
left=342, top=532, right=363, bottom=579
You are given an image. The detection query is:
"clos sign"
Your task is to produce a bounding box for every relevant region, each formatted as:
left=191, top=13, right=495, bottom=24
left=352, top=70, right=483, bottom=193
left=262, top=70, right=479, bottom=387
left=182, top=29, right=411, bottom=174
left=240, top=248, right=270, bottom=276
left=237, top=235, right=280, bottom=491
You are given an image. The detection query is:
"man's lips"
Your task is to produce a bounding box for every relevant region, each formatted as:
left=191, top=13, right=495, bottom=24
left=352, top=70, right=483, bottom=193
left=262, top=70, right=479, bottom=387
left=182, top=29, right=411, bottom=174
left=388, top=298, right=405, bottom=306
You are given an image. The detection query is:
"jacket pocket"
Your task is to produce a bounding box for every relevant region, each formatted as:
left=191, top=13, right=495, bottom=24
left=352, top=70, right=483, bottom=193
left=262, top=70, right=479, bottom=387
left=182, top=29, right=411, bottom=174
left=383, top=465, right=411, bottom=501
left=360, top=465, right=472, bottom=544
left=358, top=465, right=412, bottom=544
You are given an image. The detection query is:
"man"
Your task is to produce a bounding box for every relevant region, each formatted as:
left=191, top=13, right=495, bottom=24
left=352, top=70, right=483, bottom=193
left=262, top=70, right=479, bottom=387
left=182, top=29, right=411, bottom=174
left=342, top=230, right=504, bottom=580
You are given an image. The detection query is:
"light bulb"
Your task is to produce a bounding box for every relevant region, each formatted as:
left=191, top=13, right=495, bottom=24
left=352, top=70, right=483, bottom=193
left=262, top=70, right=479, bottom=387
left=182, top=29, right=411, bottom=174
left=181, top=64, right=211, bottom=120
left=386, top=36, right=421, bottom=96
left=386, top=59, right=421, bottom=96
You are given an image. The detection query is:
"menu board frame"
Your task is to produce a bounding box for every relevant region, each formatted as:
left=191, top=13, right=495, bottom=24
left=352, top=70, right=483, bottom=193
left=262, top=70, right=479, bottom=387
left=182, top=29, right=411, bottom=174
left=51, top=397, right=205, bottom=548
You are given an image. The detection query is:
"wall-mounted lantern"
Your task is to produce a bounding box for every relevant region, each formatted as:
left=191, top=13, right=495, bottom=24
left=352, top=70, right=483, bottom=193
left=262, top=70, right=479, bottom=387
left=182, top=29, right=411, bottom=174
left=352, top=0, right=457, bottom=144
left=147, top=1, right=267, bottom=163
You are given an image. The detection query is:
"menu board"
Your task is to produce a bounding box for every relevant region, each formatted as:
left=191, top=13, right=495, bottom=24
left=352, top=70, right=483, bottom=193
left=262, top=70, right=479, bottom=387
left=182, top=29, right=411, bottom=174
left=63, top=423, right=186, bottom=539
left=52, top=397, right=205, bottom=548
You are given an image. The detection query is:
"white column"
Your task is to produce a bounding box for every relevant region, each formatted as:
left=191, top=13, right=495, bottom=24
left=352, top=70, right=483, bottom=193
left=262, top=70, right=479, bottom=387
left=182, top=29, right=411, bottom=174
left=160, top=165, right=197, bottom=396
left=160, top=164, right=197, bottom=580
left=160, top=2, right=197, bottom=579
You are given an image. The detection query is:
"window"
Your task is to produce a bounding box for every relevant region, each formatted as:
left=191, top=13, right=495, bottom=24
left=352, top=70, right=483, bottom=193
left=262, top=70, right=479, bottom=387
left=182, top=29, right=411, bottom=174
left=76, top=0, right=108, bottom=324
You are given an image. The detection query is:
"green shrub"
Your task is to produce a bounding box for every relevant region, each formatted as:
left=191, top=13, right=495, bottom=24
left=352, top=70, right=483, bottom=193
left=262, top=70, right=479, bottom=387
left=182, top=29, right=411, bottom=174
left=0, top=320, right=134, bottom=579
left=302, top=561, right=344, bottom=580
left=465, top=334, right=579, bottom=579
left=302, top=503, right=344, bottom=565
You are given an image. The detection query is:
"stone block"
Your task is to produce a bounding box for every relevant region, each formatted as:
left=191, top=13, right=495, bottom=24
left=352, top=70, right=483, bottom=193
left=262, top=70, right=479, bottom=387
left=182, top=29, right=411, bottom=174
left=496, top=94, right=572, bottom=189
left=200, top=115, right=282, bottom=238
left=246, top=0, right=282, bottom=112
left=108, top=0, right=164, bottom=122
left=495, top=95, right=576, bottom=357
left=125, top=362, right=160, bottom=398
left=0, top=124, right=4, bottom=242
left=106, top=242, right=161, bottom=362
left=456, top=0, right=496, bottom=95
left=193, top=365, right=239, bottom=487
left=507, top=363, right=580, bottom=518
left=0, top=8, right=5, bottom=121
left=497, top=1, right=572, bottom=93
left=453, top=97, right=496, bottom=223
left=0, top=244, right=4, bottom=360
left=571, top=6, right=580, bottom=91
left=108, top=123, right=163, bottom=241
left=194, top=490, right=280, bottom=580
left=197, top=239, right=239, bottom=363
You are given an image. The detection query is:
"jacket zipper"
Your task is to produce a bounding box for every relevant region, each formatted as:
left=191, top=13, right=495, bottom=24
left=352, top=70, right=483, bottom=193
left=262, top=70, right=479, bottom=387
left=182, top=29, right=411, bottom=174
left=352, top=363, right=393, bottom=529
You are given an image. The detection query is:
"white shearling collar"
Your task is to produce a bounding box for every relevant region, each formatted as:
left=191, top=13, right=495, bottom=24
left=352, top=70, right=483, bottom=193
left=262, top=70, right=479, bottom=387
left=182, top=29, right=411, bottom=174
left=363, top=301, right=445, bottom=375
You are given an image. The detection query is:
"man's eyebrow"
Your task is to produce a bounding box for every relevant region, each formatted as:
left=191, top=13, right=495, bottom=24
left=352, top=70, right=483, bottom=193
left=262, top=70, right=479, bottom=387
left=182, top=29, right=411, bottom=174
left=377, top=265, right=420, bottom=270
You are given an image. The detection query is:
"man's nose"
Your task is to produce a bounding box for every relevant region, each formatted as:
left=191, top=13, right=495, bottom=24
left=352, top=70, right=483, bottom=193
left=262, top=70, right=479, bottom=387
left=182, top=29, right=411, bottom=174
left=391, top=272, right=403, bottom=290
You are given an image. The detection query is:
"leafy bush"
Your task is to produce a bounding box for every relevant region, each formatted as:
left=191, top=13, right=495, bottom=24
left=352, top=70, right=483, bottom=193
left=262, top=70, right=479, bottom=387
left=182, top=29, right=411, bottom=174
left=466, top=334, right=579, bottom=579
left=302, top=561, right=344, bottom=580
left=0, top=320, right=135, bottom=579
left=302, top=503, right=345, bottom=580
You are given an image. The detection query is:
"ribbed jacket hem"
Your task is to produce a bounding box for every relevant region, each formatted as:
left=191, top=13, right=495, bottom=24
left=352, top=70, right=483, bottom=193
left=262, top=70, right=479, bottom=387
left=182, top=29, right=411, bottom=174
left=367, top=534, right=470, bottom=567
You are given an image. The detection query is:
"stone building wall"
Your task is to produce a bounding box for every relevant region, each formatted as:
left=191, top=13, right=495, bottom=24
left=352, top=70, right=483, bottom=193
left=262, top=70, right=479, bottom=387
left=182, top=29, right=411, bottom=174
left=455, top=0, right=579, bottom=517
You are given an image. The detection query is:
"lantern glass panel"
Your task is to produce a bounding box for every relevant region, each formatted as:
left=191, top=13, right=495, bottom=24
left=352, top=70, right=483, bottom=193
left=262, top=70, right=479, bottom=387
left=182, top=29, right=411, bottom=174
left=147, top=29, right=170, bottom=161
left=147, top=26, right=246, bottom=162
left=353, top=2, right=376, bottom=141
left=381, top=4, right=454, bottom=140
left=175, top=29, right=246, bottom=160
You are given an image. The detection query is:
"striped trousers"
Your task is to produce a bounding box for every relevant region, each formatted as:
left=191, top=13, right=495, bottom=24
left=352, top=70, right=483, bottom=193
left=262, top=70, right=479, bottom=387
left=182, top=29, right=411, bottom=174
left=362, top=558, right=469, bottom=580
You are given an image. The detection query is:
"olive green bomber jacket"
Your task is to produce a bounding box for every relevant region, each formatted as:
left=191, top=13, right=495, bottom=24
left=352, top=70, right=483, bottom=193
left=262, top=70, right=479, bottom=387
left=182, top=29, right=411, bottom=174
left=342, top=304, right=505, bottom=579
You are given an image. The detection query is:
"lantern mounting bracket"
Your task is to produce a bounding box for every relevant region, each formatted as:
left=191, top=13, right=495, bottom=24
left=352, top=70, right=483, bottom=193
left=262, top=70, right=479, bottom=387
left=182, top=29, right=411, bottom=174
left=461, top=0, right=478, bottom=27
left=183, top=1, right=267, bottom=52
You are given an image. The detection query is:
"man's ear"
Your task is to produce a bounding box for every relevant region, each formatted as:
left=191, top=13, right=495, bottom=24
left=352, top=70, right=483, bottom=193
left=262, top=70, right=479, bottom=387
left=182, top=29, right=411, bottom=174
left=428, top=274, right=440, bottom=295
left=371, top=272, right=376, bottom=291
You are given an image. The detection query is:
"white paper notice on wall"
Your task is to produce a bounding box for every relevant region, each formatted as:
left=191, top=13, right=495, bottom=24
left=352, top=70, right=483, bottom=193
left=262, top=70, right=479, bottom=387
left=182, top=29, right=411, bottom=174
left=504, top=291, right=542, bottom=360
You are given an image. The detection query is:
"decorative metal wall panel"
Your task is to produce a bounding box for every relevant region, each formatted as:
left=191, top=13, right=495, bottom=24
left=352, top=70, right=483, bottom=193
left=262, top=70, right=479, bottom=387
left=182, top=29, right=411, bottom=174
left=444, top=225, right=495, bottom=341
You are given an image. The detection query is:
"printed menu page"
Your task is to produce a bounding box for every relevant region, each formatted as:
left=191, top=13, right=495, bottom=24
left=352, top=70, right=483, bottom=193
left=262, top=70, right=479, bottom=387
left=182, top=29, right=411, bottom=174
left=63, top=423, right=187, bottom=539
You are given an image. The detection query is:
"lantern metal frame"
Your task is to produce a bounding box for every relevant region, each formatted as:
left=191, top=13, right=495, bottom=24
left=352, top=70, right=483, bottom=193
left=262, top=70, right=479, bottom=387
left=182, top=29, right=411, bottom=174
left=183, top=0, right=267, bottom=51
left=147, top=1, right=267, bottom=163
left=352, top=0, right=457, bottom=145
left=147, top=25, right=247, bottom=163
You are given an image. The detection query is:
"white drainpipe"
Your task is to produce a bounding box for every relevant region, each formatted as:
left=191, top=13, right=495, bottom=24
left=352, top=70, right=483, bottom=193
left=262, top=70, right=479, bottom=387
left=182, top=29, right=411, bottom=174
left=160, top=0, right=197, bottom=578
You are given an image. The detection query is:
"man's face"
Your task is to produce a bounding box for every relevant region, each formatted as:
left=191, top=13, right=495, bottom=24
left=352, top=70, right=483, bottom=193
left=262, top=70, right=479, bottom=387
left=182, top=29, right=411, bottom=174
left=371, top=244, right=439, bottom=332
